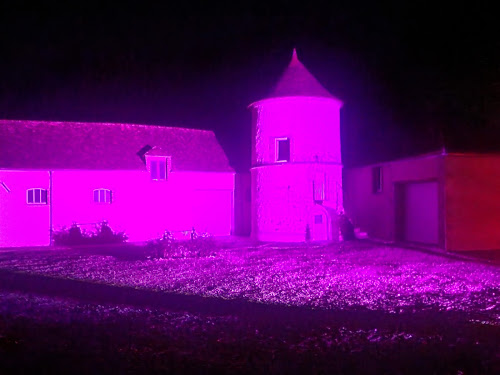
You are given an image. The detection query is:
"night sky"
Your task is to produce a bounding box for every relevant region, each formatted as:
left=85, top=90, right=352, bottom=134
left=1, top=2, right=499, bottom=171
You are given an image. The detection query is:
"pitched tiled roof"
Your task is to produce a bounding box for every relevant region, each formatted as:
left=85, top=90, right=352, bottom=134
left=267, top=49, right=340, bottom=101
left=0, top=120, right=233, bottom=172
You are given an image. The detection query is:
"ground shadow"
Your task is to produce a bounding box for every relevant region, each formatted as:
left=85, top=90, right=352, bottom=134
left=0, top=269, right=495, bottom=337
left=1, top=269, right=499, bottom=374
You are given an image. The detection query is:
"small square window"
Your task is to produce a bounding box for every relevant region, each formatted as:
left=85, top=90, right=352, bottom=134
left=314, top=214, right=323, bottom=224
left=313, top=175, right=326, bottom=202
left=276, top=138, right=290, bottom=162
left=372, top=166, right=383, bottom=193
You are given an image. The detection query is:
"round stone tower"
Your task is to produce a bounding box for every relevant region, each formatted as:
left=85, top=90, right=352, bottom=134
left=249, top=49, right=344, bottom=242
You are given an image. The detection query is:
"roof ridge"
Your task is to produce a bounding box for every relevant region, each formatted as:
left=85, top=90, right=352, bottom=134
left=0, top=119, right=232, bottom=172
left=0, top=119, right=214, bottom=133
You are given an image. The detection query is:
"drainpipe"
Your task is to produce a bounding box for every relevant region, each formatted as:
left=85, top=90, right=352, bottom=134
left=49, top=170, right=53, bottom=246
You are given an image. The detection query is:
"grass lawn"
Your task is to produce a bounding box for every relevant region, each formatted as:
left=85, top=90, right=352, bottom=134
left=0, top=240, right=499, bottom=374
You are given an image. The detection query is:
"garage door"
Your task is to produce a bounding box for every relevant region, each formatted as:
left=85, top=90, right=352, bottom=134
left=405, top=181, right=439, bottom=245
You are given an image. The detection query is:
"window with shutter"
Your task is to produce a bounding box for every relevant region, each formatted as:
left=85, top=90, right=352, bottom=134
left=372, top=167, right=383, bottom=193
left=149, top=157, right=170, bottom=180
left=93, top=189, right=112, bottom=204
left=26, top=188, right=48, bottom=204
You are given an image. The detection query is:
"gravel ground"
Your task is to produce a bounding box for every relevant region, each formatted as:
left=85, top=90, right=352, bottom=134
left=0, top=241, right=499, bottom=374
left=0, top=241, right=498, bottom=317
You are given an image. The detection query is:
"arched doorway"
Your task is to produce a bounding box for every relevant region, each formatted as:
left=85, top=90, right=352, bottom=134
left=310, top=205, right=331, bottom=241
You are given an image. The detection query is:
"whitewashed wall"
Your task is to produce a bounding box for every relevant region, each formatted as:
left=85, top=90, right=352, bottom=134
left=0, top=170, right=51, bottom=247
left=0, top=169, right=234, bottom=247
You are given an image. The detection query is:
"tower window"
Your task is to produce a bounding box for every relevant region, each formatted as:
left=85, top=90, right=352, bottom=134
left=372, top=166, right=383, bottom=193
left=276, top=138, right=290, bottom=162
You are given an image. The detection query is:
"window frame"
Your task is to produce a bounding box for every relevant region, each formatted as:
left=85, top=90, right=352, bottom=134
left=148, top=156, right=170, bottom=181
left=93, top=188, right=112, bottom=204
left=372, top=166, right=383, bottom=194
left=275, top=137, right=290, bottom=163
left=313, top=181, right=326, bottom=203
left=26, top=188, right=48, bottom=205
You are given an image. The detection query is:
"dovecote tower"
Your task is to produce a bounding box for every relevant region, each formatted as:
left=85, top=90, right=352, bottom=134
left=249, top=49, right=344, bottom=242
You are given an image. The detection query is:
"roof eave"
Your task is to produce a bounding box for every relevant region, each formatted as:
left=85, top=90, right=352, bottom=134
left=248, top=95, right=343, bottom=109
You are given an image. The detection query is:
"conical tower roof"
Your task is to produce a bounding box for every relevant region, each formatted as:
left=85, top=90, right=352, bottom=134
left=267, top=48, right=337, bottom=100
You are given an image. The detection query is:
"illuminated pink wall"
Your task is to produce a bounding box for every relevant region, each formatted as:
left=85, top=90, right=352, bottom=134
left=0, top=170, right=51, bottom=247
left=234, top=172, right=251, bottom=236
left=0, top=169, right=234, bottom=247
left=52, top=170, right=234, bottom=242
left=249, top=96, right=343, bottom=242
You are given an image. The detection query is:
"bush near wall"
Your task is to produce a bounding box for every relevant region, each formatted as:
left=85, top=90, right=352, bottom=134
left=52, top=221, right=127, bottom=246
left=146, top=230, right=216, bottom=259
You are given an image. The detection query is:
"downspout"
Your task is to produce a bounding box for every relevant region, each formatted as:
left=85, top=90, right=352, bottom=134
left=441, top=150, right=448, bottom=251
left=49, top=170, right=53, bottom=246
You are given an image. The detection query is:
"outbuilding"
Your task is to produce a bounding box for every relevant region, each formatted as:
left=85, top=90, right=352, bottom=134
left=344, top=151, right=500, bottom=252
left=0, top=120, right=235, bottom=247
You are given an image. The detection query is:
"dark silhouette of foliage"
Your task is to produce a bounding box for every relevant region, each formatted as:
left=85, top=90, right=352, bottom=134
left=52, top=221, right=127, bottom=246
left=146, top=229, right=216, bottom=259
left=339, top=213, right=355, bottom=241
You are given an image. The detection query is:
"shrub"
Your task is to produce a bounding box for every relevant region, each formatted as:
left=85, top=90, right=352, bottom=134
left=339, top=213, right=355, bottom=241
left=305, top=224, right=311, bottom=241
left=52, top=223, right=89, bottom=246
left=190, top=232, right=216, bottom=256
left=146, top=231, right=175, bottom=259
left=52, top=221, right=127, bottom=246
left=146, top=230, right=216, bottom=259
left=91, top=221, right=127, bottom=244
